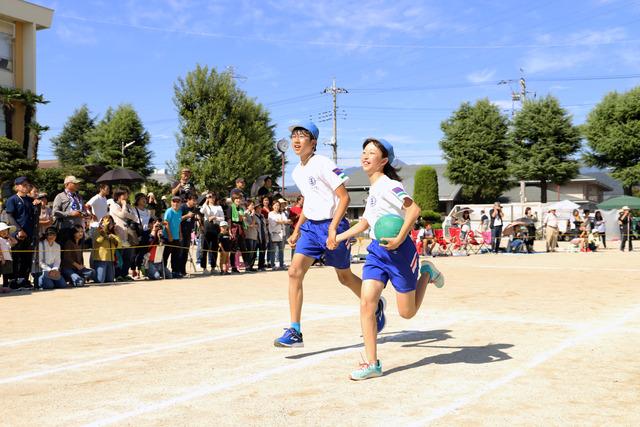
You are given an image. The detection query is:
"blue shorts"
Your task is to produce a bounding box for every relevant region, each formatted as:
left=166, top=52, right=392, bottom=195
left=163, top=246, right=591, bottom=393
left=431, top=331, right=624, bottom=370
left=362, top=236, right=419, bottom=293
left=295, top=218, right=351, bottom=269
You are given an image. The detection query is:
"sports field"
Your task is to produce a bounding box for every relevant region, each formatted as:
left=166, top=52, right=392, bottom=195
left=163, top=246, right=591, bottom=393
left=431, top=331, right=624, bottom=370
left=1, top=248, right=639, bottom=426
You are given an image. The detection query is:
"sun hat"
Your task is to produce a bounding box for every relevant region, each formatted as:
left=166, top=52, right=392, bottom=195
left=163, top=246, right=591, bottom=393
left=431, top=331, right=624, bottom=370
left=64, top=175, right=81, bottom=184
left=621, top=205, right=630, bottom=210
left=0, top=222, right=16, bottom=233
left=220, top=220, right=229, bottom=227
left=494, top=202, right=502, bottom=207
left=288, top=120, right=319, bottom=140
left=45, top=226, right=58, bottom=235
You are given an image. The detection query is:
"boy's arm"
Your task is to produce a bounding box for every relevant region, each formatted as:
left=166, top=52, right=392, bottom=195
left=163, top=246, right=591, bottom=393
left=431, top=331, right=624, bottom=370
left=287, top=211, right=307, bottom=246
left=326, top=184, right=350, bottom=250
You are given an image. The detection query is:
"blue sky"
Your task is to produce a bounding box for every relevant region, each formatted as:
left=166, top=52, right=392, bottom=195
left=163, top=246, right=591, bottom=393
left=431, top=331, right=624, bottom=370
left=34, top=0, right=640, bottom=183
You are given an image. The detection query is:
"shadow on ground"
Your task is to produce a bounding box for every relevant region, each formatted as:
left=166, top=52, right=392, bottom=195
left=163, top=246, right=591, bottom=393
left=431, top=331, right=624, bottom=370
left=285, top=329, right=453, bottom=360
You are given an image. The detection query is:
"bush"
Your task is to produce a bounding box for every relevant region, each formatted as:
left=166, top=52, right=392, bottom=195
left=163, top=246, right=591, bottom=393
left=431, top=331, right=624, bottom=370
left=420, top=209, right=441, bottom=223
left=431, top=222, right=443, bottom=230
left=413, top=166, right=439, bottom=212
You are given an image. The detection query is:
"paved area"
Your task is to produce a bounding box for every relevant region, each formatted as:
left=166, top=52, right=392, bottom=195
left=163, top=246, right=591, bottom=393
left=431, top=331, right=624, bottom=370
left=1, top=247, right=639, bottom=426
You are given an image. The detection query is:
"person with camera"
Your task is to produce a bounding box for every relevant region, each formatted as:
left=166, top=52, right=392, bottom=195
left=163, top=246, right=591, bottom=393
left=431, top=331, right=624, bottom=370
left=37, top=227, right=67, bottom=289
left=61, top=224, right=95, bottom=286
left=130, top=193, right=151, bottom=279
left=163, top=196, right=183, bottom=278
left=146, top=217, right=170, bottom=280
left=177, top=194, right=200, bottom=277
left=107, top=188, right=138, bottom=281
left=489, top=201, right=504, bottom=253
left=200, top=192, right=224, bottom=274
left=618, top=206, right=633, bottom=252
left=92, top=215, right=120, bottom=283
left=171, top=168, right=198, bottom=201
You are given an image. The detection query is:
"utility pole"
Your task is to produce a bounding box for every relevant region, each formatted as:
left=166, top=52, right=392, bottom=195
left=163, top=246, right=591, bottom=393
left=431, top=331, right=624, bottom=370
left=121, top=140, right=136, bottom=168
left=322, top=78, right=348, bottom=164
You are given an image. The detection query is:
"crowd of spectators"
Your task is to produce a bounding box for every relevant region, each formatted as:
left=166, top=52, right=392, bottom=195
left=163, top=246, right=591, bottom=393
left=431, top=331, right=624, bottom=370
left=0, top=169, right=306, bottom=293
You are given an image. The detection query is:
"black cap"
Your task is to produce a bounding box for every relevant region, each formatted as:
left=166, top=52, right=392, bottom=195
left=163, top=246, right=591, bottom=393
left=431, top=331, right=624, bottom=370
left=14, top=176, right=29, bottom=185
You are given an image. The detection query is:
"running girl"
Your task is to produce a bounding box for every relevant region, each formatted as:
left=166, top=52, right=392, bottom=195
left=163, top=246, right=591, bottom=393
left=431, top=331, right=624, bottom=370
left=335, top=138, right=445, bottom=380
left=274, top=121, right=386, bottom=348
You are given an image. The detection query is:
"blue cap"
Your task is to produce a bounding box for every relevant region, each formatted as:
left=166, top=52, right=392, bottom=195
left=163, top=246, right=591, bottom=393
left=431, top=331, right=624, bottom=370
left=366, top=138, right=395, bottom=165
left=14, top=176, right=29, bottom=185
left=288, top=120, right=319, bottom=140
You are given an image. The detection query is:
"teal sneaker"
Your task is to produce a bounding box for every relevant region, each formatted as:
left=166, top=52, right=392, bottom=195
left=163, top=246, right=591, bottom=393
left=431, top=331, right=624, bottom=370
left=420, top=261, right=445, bottom=288
left=350, top=360, right=382, bottom=381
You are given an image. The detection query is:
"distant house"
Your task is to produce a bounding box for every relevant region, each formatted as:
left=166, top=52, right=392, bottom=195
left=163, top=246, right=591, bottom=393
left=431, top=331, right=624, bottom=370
left=0, top=0, right=53, bottom=158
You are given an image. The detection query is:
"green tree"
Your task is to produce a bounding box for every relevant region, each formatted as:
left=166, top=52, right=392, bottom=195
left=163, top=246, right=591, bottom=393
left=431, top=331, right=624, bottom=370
left=0, top=137, right=37, bottom=186
left=33, top=167, right=66, bottom=198
left=173, top=65, right=280, bottom=191
left=88, top=104, right=153, bottom=177
left=582, top=87, right=640, bottom=195
left=51, top=105, right=96, bottom=167
left=510, top=96, right=581, bottom=203
left=440, top=99, right=512, bottom=202
left=413, top=166, right=439, bottom=212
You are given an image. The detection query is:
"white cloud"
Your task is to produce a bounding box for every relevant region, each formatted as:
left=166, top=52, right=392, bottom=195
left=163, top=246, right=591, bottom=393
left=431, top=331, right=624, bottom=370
left=55, top=22, right=97, bottom=45
left=466, top=68, right=496, bottom=83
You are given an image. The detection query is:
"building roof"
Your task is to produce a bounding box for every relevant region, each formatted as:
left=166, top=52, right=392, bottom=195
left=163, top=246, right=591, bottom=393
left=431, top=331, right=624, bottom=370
left=0, top=0, right=54, bottom=30
left=37, top=159, right=59, bottom=169
left=579, top=170, right=625, bottom=199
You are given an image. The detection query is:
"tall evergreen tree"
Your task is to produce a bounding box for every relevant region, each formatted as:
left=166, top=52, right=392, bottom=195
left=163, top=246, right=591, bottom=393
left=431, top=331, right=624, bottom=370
left=51, top=105, right=96, bottom=167
left=87, top=104, right=154, bottom=177
left=173, top=65, right=280, bottom=191
left=582, top=86, right=640, bottom=195
left=510, top=96, right=581, bottom=203
left=440, top=99, right=511, bottom=202
left=0, top=137, right=37, bottom=186
left=413, top=166, right=440, bottom=212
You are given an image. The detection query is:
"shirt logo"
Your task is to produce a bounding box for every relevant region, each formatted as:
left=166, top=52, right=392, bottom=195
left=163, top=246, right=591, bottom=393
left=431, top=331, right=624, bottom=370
left=369, top=196, right=377, bottom=207
left=332, top=168, right=346, bottom=180
left=308, top=176, right=317, bottom=186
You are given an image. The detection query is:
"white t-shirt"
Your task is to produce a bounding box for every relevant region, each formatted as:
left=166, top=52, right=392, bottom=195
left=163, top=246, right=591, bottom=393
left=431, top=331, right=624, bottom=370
left=0, top=237, right=12, bottom=262
left=200, top=204, right=225, bottom=223
left=362, top=175, right=411, bottom=240
left=268, top=211, right=287, bottom=242
left=132, top=207, right=151, bottom=231
left=87, top=194, right=108, bottom=222
left=291, top=155, right=349, bottom=221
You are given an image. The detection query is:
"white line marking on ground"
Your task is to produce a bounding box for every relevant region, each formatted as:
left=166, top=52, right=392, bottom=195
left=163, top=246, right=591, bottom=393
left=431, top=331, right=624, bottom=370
left=405, top=305, right=640, bottom=427
left=0, top=302, right=280, bottom=348
left=82, top=319, right=460, bottom=427
left=0, top=308, right=357, bottom=386
left=467, top=264, right=640, bottom=273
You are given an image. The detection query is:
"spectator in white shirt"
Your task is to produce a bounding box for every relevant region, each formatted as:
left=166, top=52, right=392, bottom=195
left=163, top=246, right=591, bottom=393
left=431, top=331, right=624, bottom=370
left=594, top=210, right=606, bottom=248
left=268, top=200, right=291, bottom=270
left=543, top=208, right=559, bottom=252
left=200, top=193, right=225, bottom=273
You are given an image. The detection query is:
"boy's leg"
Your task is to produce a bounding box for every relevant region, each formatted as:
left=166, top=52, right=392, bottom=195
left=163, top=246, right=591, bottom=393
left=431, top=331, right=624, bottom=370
left=287, top=253, right=315, bottom=324
left=334, top=268, right=361, bottom=298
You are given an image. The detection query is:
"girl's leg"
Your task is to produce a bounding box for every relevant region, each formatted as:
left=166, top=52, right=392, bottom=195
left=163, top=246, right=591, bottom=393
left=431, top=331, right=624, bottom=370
left=360, top=279, right=385, bottom=363
left=395, top=261, right=442, bottom=319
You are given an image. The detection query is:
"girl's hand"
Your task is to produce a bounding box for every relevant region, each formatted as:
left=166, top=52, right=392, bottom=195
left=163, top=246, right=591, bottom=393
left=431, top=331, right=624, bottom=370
left=380, top=235, right=403, bottom=251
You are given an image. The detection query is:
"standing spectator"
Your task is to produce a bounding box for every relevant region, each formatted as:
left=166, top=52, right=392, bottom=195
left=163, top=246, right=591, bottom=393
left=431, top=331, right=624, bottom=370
left=38, top=227, right=67, bottom=289
left=594, top=210, right=606, bottom=248
left=146, top=218, right=170, bottom=280
left=163, top=196, right=183, bottom=277
left=582, top=209, right=592, bottom=232
left=489, top=202, right=504, bottom=253
left=480, top=210, right=489, bottom=232
left=571, top=209, right=583, bottom=237
left=0, top=222, right=17, bottom=291
left=52, top=175, right=85, bottom=244
left=200, top=193, right=224, bottom=274
left=146, top=193, right=160, bottom=219
left=260, top=196, right=272, bottom=218
left=226, top=194, right=247, bottom=273
left=93, top=215, right=120, bottom=283
left=4, top=176, right=37, bottom=288
left=230, top=177, right=247, bottom=200
left=257, top=176, right=274, bottom=197
left=37, top=193, right=53, bottom=239
left=86, top=184, right=110, bottom=225
left=243, top=200, right=259, bottom=272
left=524, top=207, right=537, bottom=251
left=618, top=206, right=633, bottom=252
left=254, top=199, right=269, bottom=271
left=107, top=188, right=138, bottom=281
left=178, top=194, right=200, bottom=277
left=268, top=199, right=290, bottom=270
left=543, top=208, right=559, bottom=253
left=131, top=193, right=151, bottom=279
left=172, top=168, right=198, bottom=201
left=62, top=225, right=94, bottom=287
left=218, top=221, right=232, bottom=275
left=459, top=210, right=471, bottom=240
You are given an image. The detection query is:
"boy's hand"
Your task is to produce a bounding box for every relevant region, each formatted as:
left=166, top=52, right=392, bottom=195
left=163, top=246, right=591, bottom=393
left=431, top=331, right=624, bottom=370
left=287, top=230, right=300, bottom=247
left=380, top=236, right=402, bottom=251
left=326, top=228, right=338, bottom=250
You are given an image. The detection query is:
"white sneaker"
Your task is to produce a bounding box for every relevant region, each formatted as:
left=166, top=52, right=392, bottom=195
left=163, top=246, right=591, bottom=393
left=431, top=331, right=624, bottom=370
left=420, top=261, right=445, bottom=288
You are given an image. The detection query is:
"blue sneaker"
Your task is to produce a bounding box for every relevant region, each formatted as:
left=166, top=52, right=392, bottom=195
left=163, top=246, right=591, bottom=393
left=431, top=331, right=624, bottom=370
left=274, top=327, right=304, bottom=348
left=375, top=296, right=387, bottom=333
left=421, top=261, right=445, bottom=288
left=350, top=360, right=383, bottom=380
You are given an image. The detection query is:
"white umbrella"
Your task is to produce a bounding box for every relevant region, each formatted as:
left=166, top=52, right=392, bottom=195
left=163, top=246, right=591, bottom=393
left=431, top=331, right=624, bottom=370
left=453, top=207, right=474, bottom=219
left=545, top=200, right=580, bottom=211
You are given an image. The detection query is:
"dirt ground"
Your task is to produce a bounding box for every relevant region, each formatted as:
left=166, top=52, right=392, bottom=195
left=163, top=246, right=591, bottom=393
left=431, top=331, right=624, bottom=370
left=1, top=244, right=639, bottom=426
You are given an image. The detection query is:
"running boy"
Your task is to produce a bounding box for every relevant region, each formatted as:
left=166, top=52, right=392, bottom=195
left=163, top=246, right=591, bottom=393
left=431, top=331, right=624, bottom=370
left=335, top=138, right=445, bottom=380
left=274, top=120, right=386, bottom=348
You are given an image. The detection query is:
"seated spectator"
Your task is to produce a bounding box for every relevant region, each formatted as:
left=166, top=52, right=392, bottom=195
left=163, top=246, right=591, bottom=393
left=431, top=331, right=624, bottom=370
left=569, top=226, right=589, bottom=251
left=0, top=222, right=17, bottom=292
left=38, top=227, right=67, bottom=289
left=146, top=218, right=171, bottom=280
left=93, top=215, right=120, bottom=283
left=62, top=225, right=95, bottom=287
left=417, top=222, right=436, bottom=256
left=507, top=229, right=528, bottom=253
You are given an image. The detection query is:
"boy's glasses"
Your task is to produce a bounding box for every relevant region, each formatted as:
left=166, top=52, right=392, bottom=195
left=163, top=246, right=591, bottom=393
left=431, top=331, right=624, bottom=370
left=291, top=132, right=310, bottom=140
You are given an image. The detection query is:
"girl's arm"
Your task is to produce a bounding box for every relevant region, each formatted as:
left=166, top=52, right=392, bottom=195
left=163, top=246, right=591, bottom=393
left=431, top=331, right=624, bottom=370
left=380, top=199, right=421, bottom=250
left=336, top=218, right=369, bottom=243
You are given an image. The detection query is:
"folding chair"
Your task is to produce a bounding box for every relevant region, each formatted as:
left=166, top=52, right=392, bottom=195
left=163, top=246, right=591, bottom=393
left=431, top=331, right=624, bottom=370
left=465, top=230, right=483, bottom=254
left=480, top=231, right=492, bottom=252
left=433, top=229, right=449, bottom=256
left=447, top=227, right=467, bottom=255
